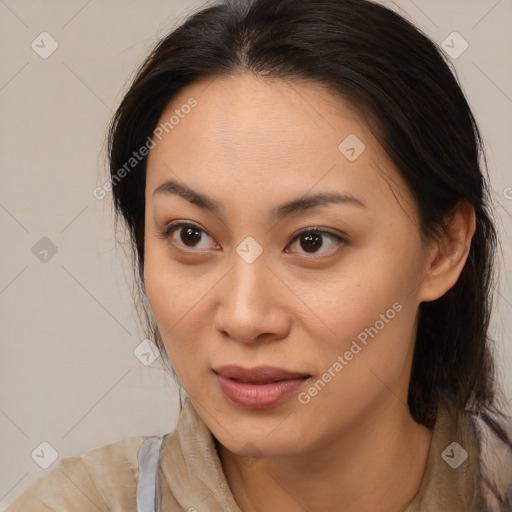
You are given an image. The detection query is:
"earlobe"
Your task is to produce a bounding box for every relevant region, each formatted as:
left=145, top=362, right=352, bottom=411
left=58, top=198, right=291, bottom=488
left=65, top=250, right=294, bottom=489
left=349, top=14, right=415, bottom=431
left=418, top=201, right=476, bottom=303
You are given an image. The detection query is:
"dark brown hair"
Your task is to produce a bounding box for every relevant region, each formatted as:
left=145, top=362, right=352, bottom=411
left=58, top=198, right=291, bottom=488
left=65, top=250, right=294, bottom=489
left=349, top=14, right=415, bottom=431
left=107, top=0, right=510, bottom=503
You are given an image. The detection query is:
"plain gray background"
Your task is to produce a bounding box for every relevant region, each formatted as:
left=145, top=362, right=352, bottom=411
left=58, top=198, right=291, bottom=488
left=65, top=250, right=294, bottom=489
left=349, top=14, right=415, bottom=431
left=1, top=0, right=511, bottom=507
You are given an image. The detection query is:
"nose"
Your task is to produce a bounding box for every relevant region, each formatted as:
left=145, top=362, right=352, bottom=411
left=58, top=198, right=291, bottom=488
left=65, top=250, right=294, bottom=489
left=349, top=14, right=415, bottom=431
left=213, top=251, right=291, bottom=345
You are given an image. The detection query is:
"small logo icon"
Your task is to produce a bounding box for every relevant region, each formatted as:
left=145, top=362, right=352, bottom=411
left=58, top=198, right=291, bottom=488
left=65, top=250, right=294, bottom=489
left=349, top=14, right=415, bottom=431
left=441, top=441, right=468, bottom=469
left=441, top=32, right=468, bottom=59
left=236, top=236, right=263, bottom=264
left=133, top=338, right=160, bottom=366
left=32, top=237, right=58, bottom=263
left=338, top=134, right=366, bottom=161
left=31, top=32, right=59, bottom=59
left=31, top=441, right=59, bottom=469
left=238, top=442, right=263, bottom=469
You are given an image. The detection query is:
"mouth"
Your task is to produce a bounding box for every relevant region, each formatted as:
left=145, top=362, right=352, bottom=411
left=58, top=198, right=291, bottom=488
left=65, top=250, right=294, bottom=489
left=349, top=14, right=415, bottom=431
left=213, top=365, right=312, bottom=410
left=213, top=365, right=311, bottom=382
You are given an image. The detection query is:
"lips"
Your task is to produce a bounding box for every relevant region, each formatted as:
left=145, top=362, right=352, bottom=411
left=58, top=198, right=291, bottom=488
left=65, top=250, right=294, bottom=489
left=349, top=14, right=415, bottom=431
left=213, top=365, right=311, bottom=409
left=213, top=365, right=310, bottom=383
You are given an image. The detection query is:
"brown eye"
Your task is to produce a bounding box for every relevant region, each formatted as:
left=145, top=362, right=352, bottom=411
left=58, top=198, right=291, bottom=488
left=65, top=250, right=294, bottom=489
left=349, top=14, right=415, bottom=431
left=160, top=222, right=217, bottom=251
left=300, top=232, right=324, bottom=253
left=178, top=226, right=203, bottom=247
left=287, top=229, right=346, bottom=256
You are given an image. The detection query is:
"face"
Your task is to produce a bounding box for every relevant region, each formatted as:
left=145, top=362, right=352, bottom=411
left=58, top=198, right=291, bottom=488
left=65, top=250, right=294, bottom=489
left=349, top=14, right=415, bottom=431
left=144, top=73, right=433, bottom=458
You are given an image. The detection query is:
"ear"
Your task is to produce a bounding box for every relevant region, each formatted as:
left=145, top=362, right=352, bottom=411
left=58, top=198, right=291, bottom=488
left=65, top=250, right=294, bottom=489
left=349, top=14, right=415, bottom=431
left=418, top=201, right=476, bottom=303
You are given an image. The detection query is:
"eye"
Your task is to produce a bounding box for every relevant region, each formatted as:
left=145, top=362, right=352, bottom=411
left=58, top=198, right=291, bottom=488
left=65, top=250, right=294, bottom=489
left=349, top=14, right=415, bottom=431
left=157, top=221, right=218, bottom=251
left=285, top=228, right=347, bottom=256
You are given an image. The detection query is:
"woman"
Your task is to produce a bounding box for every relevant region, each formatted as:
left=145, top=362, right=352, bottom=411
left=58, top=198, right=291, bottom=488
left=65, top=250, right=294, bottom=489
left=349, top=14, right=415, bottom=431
left=7, top=0, right=512, bottom=510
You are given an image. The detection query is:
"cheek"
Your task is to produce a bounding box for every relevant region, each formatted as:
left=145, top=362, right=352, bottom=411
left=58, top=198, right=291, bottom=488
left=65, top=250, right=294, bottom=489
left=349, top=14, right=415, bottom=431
left=143, top=247, right=186, bottom=344
left=295, top=238, right=424, bottom=390
left=142, top=243, right=216, bottom=378
left=295, top=276, right=418, bottom=426
left=143, top=237, right=204, bottom=322
left=304, top=253, right=418, bottom=341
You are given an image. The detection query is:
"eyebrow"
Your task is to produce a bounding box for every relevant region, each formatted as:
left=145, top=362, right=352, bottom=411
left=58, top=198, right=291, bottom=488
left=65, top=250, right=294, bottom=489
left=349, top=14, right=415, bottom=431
left=152, top=179, right=366, bottom=219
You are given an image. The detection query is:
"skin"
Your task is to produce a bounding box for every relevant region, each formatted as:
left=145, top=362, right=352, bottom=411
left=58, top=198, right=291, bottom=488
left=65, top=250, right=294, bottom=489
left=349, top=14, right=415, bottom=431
left=143, top=73, right=475, bottom=511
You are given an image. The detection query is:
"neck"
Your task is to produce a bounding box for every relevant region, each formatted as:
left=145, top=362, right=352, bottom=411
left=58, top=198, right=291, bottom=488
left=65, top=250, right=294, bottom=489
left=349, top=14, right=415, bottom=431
left=218, top=401, right=434, bottom=512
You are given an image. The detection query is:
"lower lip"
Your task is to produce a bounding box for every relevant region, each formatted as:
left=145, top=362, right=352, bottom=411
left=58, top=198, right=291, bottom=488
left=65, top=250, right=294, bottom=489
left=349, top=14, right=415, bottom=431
left=215, top=373, right=310, bottom=410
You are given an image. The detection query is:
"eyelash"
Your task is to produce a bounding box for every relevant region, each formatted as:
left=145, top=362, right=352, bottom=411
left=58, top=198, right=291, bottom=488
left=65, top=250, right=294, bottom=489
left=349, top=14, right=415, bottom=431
left=156, top=221, right=347, bottom=256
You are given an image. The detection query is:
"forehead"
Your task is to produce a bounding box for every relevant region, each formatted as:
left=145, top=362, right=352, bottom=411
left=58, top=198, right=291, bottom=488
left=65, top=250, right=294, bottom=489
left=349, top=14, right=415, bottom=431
left=145, top=73, right=415, bottom=218
left=151, top=73, right=368, bottom=159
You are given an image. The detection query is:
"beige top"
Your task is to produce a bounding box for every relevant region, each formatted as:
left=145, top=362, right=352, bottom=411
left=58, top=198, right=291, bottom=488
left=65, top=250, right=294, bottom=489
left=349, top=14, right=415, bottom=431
left=6, top=398, right=512, bottom=511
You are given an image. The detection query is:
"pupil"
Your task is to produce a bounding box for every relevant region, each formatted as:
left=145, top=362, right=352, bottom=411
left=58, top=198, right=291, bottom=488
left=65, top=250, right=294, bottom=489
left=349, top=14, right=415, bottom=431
left=301, top=232, right=322, bottom=253
left=181, top=227, right=201, bottom=247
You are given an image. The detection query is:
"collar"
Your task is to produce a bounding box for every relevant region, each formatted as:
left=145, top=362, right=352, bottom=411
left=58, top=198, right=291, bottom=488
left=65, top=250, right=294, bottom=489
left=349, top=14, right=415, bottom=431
left=159, top=398, right=242, bottom=511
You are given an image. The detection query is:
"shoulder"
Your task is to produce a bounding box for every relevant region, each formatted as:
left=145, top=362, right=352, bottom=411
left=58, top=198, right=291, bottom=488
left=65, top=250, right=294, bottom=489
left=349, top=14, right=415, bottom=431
left=6, top=435, right=147, bottom=512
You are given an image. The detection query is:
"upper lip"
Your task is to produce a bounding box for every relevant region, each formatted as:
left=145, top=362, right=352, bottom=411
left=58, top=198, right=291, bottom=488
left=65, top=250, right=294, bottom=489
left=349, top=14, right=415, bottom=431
left=213, top=365, right=311, bottom=383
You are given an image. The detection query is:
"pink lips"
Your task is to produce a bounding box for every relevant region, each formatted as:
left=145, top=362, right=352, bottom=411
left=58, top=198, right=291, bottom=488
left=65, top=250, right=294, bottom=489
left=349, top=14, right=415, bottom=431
left=213, top=365, right=311, bottom=410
